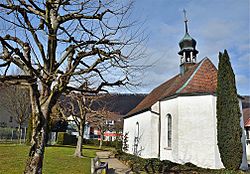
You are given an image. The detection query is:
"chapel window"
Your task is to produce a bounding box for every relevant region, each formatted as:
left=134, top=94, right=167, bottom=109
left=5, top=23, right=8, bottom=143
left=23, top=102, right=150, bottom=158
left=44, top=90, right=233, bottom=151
left=167, top=114, right=172, bottom=148
left=134, top=122, right=139, bottom=154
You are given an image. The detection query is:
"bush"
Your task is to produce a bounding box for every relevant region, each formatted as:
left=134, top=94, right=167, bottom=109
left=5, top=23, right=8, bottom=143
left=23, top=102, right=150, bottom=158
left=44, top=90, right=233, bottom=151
left=83, top=139, right=99, bottom=146
left=82, top=138, right=122, bottom=149
left=116, top=152, right=245, bottom=173
left=56, top=132, right=77, bottom=145
left=116, top=151, right=178, bottom=173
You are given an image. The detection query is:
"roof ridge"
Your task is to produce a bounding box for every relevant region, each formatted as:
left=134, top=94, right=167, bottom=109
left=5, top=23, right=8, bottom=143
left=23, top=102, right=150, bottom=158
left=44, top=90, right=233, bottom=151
left=176, top=58, right=207, bottom=93
left=126, top=57, right=217, bottom=117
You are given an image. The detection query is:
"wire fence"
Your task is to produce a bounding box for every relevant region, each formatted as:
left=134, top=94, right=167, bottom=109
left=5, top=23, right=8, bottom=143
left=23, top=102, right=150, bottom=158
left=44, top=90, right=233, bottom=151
left=0, top=127, right=27, bottom=143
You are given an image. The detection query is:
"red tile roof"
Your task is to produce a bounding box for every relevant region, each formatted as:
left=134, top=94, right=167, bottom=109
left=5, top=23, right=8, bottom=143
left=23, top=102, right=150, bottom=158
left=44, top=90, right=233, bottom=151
left=127, top=58, right=217, bottom=117
left=243, top=108, right=250, bottom=127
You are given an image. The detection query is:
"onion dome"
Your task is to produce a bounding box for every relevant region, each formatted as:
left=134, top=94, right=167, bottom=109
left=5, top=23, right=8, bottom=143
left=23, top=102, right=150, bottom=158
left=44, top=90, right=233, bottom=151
left=178, top=32, right=198, bottom=55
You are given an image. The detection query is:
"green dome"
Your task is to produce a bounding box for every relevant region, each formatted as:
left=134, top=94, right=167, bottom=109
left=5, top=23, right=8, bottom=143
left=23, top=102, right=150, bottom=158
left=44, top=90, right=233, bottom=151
left=178, top=32, right=198, bottom=55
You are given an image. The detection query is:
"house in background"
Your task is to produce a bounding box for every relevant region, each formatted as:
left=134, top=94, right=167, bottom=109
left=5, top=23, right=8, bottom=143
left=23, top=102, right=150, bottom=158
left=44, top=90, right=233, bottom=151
left=244, top=108, right=250, bottom=140
left=123, top=19, right=248, bottom=169
left=242, top=96, right=250, bottom=158
left=87, top=111, right=123, bottom=141
left=64, top=93, right=146, bottom=141
left=67, top=111, right=123, bottom=141
left=0, top=85, right=30, bottom=141
left=0, top=85, right=29, bottom=129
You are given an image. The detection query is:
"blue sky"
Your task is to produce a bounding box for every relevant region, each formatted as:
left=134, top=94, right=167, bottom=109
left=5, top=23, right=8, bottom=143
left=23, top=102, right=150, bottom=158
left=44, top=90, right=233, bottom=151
left=125, top=0, right=250, bottom=95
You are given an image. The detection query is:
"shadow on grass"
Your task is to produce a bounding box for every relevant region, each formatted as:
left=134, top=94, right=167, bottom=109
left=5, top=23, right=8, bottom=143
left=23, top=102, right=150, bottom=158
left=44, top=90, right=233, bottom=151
left=107, top=168, right=115, bottom=174
left=47, top=144, right=76, bottom=148
left=0, top=143, right=28, bottom=147
left=47, top=144, right=111, bottom=152
left=83, top=147, right=109, bottom=151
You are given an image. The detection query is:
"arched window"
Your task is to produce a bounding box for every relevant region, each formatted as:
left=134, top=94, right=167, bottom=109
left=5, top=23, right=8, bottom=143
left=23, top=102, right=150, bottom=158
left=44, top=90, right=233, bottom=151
left=166, top=114, right=172, bottom=148
left=134, top=122, right=139, bottom=154
left=135, top=122, right=139, bottom=138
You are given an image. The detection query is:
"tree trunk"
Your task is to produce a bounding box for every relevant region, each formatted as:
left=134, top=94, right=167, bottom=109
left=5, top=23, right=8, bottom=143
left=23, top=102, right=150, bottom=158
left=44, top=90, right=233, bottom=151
left=24, top=122, right=47, bottom=174
left=99, top=133, right=103, bottom=149
left=24, top=84, right=49, bottom=174
left=18, top=124, right=22, bottom=144
left=74, top=123, right=84, bottom=158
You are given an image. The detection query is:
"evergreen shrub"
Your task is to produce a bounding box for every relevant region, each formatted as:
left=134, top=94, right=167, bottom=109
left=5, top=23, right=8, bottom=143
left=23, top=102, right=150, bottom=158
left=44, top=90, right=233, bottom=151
left=83, top=138, right=122, bottom=149
left=116, top=151, right=178, bottom=173
left=56, top=132, right=77, bottom=145
left=217, top=50, right=243, bottom=170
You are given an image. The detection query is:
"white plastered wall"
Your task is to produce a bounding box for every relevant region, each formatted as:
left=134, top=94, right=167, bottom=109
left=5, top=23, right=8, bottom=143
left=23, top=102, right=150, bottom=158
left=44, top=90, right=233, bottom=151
left=239, top=99, right=248, bottom=170
left=124, top=95, right=248, bottom=170
left=123, top=111, right=159, bottom=158
left=160, top=95, right=224, bottom=169
left=152, top=101, right=160, bottom=113
left=160, top=97, right=179, bottom=162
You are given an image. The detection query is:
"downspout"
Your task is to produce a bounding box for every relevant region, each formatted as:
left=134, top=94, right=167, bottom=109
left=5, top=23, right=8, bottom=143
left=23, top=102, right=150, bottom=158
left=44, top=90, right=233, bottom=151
left=158, top=101, right=161, bottom=159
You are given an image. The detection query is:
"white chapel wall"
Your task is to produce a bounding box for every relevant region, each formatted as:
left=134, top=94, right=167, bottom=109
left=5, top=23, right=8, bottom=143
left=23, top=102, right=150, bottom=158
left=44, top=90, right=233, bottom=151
left=160, top=95, right=224, bottom=169
left=177, top=95, right=224, bottom=169
left=160, top=97, right=179, bottom=162
left=239, top=99, right=248, bottom=170
left=151, top=101, right=160, bottom=113
left=151, top=112, right=160, bottom=157
left=123, top=111, right=159, bottom=158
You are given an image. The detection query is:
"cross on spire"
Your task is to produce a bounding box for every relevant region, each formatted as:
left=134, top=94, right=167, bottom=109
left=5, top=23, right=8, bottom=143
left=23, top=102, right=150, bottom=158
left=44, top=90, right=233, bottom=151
left=183, top=9, right=189, bottom=34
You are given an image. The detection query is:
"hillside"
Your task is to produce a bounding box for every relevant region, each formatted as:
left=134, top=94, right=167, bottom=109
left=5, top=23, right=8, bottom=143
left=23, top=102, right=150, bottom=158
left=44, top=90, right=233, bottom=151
left=242, top=96, right=250, bottom=109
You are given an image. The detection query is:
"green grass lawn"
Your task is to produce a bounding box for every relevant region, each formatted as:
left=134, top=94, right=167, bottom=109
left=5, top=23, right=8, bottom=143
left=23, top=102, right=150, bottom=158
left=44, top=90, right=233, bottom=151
left=0, top=144, right=99, bottom=174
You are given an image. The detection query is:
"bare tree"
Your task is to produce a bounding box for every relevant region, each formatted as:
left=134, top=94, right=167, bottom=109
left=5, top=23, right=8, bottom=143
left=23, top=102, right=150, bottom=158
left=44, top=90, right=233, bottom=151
left=89, top=110, right=118, bottom=148
left=0, top=1, right=144, bottom=173
left=0, top=84, right=31, bottom=143
left=58, top=92, right=96, bottom=158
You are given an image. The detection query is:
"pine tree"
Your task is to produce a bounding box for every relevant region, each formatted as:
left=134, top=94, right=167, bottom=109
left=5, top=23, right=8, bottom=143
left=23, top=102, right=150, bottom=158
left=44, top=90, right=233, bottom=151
left=216, top=50, right=243, bottom=170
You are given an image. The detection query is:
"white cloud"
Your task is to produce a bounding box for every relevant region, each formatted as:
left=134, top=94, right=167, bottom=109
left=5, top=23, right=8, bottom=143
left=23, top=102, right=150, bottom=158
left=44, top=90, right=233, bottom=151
left=124, top=0, right=250, bottom=95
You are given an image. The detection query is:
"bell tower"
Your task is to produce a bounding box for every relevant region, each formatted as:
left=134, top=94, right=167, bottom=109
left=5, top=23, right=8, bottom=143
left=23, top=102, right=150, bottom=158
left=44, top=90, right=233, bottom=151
left=178, top=10, right=199, bottom=75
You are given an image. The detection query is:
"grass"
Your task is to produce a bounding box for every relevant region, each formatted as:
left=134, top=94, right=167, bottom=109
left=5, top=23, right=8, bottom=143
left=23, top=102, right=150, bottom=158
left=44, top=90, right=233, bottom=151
left=0, top=144, right=100, bottom=174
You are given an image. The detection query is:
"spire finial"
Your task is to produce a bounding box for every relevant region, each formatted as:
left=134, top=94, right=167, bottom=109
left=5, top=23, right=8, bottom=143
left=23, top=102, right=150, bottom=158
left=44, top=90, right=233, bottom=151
left=183, top=9, right=188, bottom=33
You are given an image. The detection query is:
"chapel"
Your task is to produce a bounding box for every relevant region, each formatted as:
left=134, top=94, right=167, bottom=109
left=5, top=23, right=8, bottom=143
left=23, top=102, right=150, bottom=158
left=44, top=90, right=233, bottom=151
left=123, top=13, right=248, bottom=169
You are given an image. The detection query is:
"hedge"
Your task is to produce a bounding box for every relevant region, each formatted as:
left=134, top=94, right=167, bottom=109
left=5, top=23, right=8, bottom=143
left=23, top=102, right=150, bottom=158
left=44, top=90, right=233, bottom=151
left=56, top=132, right=77, bottom=145
left=116, top=152, right=244, bottom=174
left=116, top=152, right=178, bottom=173
left=83, top=138, right=122, bottom=149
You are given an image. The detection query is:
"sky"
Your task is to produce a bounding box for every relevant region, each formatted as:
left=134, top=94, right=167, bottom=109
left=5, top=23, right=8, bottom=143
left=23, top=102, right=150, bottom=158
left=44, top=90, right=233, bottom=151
left=122, top=0, right=250, bottom=95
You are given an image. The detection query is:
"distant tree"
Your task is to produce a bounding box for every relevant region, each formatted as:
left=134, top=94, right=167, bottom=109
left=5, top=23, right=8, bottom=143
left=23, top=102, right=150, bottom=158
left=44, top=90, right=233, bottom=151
left=89, top=110, right=118, bottom=148
left=0, top=122, right=7, bottom=128
left=59, top=93, right=96, bottom=157
left=0, top=84, right=31, bottom=143
left=216, top=50, right=243, bottom=170
left=50, top=105, right=68, bottom=132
